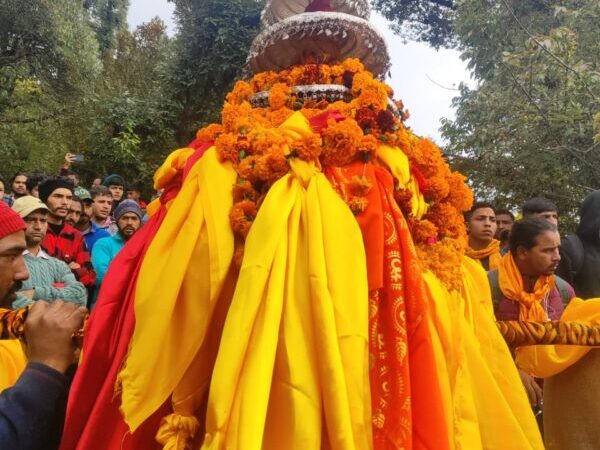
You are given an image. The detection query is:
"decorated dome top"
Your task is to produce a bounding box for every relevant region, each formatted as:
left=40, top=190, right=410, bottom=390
left=261, top=0, right=371, bottom=27
left=246, top=0, right=390, bottom=78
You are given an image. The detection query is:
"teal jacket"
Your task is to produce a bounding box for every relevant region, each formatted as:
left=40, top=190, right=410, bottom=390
left=91, top=233, right=125, bottom=307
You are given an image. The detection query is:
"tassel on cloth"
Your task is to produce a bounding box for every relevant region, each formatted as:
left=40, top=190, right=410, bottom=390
left=155, top=414, right=200, bottom=450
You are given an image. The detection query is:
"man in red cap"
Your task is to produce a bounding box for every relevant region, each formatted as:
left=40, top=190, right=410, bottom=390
left=0, top=201, right=86, bottom=449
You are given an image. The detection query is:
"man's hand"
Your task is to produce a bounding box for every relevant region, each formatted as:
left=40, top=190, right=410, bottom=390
left=518, top=369, right=543, bottom=407
left=24, top=300, right=86, bottom=374
left=68, top=262, right=81, bottom=270
left=63, top=153, right=76, bottom=169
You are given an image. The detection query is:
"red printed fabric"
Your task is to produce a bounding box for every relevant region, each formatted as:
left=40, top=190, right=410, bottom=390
left=41, top=223, right=96, bottom=289
left=326, top=162, right=450, bottom=450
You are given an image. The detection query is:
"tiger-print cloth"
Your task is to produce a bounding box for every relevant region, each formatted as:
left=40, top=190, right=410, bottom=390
left=0, top=307, right=85, bottom=342
left=497, top=320, right=600, bottom=347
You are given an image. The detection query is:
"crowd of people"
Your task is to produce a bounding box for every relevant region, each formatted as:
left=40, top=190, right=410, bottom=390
left=1, top=151, right=600, bottom=448
left=0, top=154, right=149, bottom=312
left=463, top=192, right=600, bottom=440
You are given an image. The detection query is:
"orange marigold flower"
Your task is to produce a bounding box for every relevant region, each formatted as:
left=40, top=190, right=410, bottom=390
left=266, top=107, right=294, bottom=127
left=416, top=239, right=464, bottom=292
left=196, top=123, right=224, bottom=143
left=292, top=133, right=323, bottom=162
left=425, top=175, right=450, bottom=202
left=269, top=83, right=292, bottom=110
left=249, top=127, right=289, bottom=155
left=341, top=58, right=365, bottom=74
left=348, top=175, right=372, bottom=197
left=409, top=218, right=439, bottom=244
left=321, top=118, right=364, bottom=167
left=358, top=134, right=378, bottom=161
left=237, top=155, right=260, bottom=183
left=232, top=179, right=259, bottom=203
left=222, top=101, right=254, bottom=133
left=355, top=107, right=378, bottom=131
left=230, top=200, right=258, bottom=238
left=348, top=196, right=369, bottom=215
left=215, top=133, right=238, bottom=163
left=227, top=81, right=254, bottom=105
left=446, top=171, right=473, bottom=212
left=254, top=152, right=290, bottom=182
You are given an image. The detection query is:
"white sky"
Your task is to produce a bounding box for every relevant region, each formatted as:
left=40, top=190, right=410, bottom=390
left=128, top=0, right=475, bottom=144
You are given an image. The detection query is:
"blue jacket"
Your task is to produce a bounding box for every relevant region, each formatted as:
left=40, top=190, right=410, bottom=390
left=0, top=363, right=68, bottom=450
left=82, top=222, right=110, bottom=253
left=91, top=233, right=125, bottom=308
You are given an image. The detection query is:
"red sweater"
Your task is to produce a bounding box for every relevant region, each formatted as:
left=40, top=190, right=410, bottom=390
left=42, top=223, right=96, bottom=289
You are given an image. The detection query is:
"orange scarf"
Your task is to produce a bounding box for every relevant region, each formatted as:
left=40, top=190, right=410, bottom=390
left=466, top=239, right=502, bottom=270
left=498, top=252, right=555, bottom=321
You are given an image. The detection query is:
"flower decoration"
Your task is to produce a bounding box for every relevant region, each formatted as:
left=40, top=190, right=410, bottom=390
left=193, top=58, right=472, bottom=290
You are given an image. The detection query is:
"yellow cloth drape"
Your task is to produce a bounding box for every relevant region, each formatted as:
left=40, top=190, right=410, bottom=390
left=466, top=239, right=502, bottom=271
left=516, top=298, right=600, bottom=378
left=423, top=257, right=544, bottom=450
left=202, top=113, right=372, bottom=450
left=498, top=252, right=555, bottom=321
left=118, top=147, right=237, bottom=432
left=376, top=144, right=428, bottom=219
left=0, top=340, right=27, bottom=391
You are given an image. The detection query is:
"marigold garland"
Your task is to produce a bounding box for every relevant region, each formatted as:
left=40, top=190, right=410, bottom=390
left=200, top=58, right=473, bottom=290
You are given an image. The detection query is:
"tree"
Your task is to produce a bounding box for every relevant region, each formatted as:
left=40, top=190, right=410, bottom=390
left=167, top=0, right=264, bottom=144
left=372, top=0, right=457, bottom=48
left=84, top=0, right=130, bottom=52
left=441, top=1, right=600, bottom=229
left=0, top=0, right=100, bottom=177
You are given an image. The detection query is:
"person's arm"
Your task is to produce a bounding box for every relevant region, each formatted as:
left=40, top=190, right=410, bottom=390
left=0, top=363, right=68, bottom=449
left=72, top=237, right=96, bottom=289
left=31, top=260, right=87, bottom=307
left=91, top=239, right=111, bottom=286
left=0, top=301, right=85, bottom=449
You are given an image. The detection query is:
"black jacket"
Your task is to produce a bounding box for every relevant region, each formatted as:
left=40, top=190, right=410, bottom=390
left=557, top=190, right=600, bottom=299
left=0, top=362, right=68, bottom=450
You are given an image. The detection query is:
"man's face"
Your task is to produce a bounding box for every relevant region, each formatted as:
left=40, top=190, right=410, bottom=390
left=108, top=184, right=124, bottom=201
left=468, top=207, right=497, bottom=244
left=127, top=190, right=140, bottom=201
left=531, top=211, right=558, bottom=226
left=495, top=214, right=514, bottom=239
left=30, top=185, right=39, bottom=198
left=516, top=230, right=561, bottom=277
left=0, top=180, right=5, bottom=196
left=92, top=178, right=102, bottom=187
left=67, top=174, right=79, bottom=187
left=24, top=211, right=48, bottom=247
left=78, top=200, right=92, bottom=227
left=118, top=212, right=141, bottom=240
left=0, top=231, right=28, bottom=308
left=12, top=175, right=27, bottom=195
left=66, top=201, right=82, bottom=227
left=92, top=195, right=112, bottom=220
left=46, top=188, right=73, bottom=219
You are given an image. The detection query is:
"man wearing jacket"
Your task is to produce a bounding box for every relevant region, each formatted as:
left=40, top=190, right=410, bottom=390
left=0, top=201, right=86, bottom=450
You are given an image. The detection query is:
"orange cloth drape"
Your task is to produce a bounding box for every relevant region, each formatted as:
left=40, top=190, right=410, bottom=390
left=498, top=252, right=554, bottom=321
left=466, top=239, right=502, bottom=270
left=326, top=163, right=451, bottom=450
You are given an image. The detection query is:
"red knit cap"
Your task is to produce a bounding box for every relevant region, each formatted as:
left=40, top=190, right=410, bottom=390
left=0, top=201, right=26, bottom=240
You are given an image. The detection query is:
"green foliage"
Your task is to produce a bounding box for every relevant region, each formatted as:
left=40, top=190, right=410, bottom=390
left=442, top=1, right=600, bottom=230
left=371, top=0, right=456, bottom=49
left=84, top=0, right=130, bottom=52
left=168, top=0, right=263, bottom=143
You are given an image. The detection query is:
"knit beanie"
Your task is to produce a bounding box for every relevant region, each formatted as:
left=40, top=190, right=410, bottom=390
left=0, top=201, right=26, bottom=240
left=38, top=178, right=74, bottom=204
left=114, top=199, right=143, bottom=221
left=103, top=174, right=125, bottom=187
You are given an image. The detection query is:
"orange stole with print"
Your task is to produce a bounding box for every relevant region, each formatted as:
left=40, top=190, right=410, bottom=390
left=326, top=162, right=451, bottom=450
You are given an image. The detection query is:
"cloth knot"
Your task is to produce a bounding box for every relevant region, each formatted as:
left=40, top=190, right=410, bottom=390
left=155, top=414, right=200, bottom=450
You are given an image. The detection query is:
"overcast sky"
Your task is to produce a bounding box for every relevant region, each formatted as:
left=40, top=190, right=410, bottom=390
left=128, top=0, right=474, bottom=144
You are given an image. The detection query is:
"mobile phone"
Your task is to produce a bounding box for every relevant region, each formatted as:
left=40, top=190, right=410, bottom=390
left=72, top=154, right=85, bottom=162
